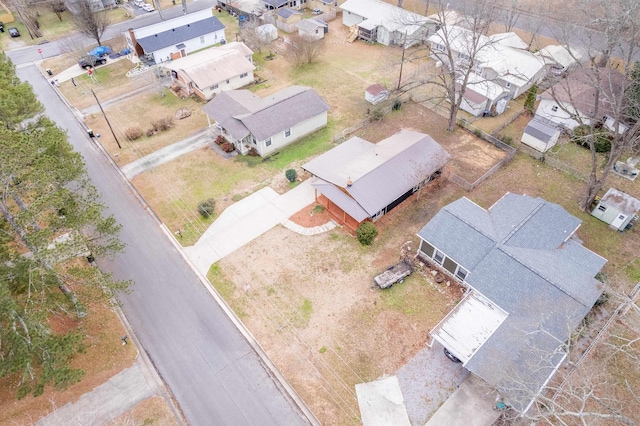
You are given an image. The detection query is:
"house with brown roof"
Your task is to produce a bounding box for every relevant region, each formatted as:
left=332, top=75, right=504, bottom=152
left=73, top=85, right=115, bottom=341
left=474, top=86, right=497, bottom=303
left=162, top=42, right=255, bottom=101
left=536, top=67, right=629, bottom=133
left=302, top=130, right=451, bottom=232
left=202, top=86, right=329, bottom=156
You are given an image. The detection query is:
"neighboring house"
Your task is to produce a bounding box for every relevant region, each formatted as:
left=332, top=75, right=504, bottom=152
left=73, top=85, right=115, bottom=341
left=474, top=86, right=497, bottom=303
left=591, top=188, right=640, bottom=231
left=535, top=44, right=583, bottom=77
left=66, top=0, right=115, bottom=12
left=302, top=130, right=452, bottom=231
left=428, top=27, right=546, bottom=100
left=125, top=10, right=226, bottom=64
left=202, top=86, right=329, bottom=156
left=536, top=67, right=629, bottom=133
left=520, top=116, right=561, bottom=152
left=341, top=0, right=436, bottom=47
left=276, top=7, right=303, bottom=24
left=365, top=83, right=389, bottom=105
left=261, top=0, right=290, bottom=10
left=297, top=18, right=328, bottom=40
left=162, top=42, right=255, bottom=101
left=417, top=193, right=607, bottom=414
left=457, top=72, right=509, bottom=117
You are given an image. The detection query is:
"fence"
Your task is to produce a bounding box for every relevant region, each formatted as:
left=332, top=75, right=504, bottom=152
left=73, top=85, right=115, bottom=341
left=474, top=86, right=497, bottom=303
left=262, top=15, right=297, bottom=33
left=332, top=95, right=410, bottom=143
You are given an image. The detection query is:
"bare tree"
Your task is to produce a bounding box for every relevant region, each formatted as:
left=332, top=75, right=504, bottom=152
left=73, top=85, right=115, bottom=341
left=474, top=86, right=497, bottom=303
left=284, top=34, right=324, bottom=67
left=238, top=20, right=271, bottom=54
left=498, top=0, right=520, bottom=32
left=71, top=0, right=111, bottom=46
left=7, top=0, right=42, bottom=38
left=50, top=0, right=67, bottom=21
left=545, top=0, right=640, bottom=211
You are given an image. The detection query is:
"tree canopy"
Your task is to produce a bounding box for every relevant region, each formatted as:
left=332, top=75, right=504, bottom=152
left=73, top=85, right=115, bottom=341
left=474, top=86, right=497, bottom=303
left=0, top=53, right=127, bottom=398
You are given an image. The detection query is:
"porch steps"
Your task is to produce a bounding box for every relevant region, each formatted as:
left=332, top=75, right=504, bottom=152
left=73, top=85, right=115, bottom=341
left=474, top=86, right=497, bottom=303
left=347, top=26, right=358, bottom=43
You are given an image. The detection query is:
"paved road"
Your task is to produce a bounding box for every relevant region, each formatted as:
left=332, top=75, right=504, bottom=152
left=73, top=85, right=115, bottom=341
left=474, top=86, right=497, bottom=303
left=16, top=63, right=310, bottom=426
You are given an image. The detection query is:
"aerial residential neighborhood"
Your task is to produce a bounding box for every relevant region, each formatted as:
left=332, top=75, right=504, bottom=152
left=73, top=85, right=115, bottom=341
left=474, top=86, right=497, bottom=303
left=0, top=0, right=639, bottom=425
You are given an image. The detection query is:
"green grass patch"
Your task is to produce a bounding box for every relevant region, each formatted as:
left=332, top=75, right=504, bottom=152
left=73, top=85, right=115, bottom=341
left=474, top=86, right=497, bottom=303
left=206, top=264, right=247, bottom=318
left=319, top=346, right=327, bottom=353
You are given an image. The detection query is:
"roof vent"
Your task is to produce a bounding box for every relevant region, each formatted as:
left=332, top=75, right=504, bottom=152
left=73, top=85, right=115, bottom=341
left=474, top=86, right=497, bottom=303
left=346, top=177, right=353, bottom=187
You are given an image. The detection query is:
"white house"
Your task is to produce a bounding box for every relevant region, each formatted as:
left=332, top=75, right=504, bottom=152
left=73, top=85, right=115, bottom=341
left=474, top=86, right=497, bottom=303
left=428, top=27, right=546, bottom=100
left=296, top=18, right=327, bottom=40
left=535, top=44, right=583, bottom=77
left=365, top=83, right=389, bottom=105
left=457, top=72, right=509, bottom=117
left=341, top=0, right=435, bottom=47
left=125, top=10, right=226, bottom=64
left=202, top=86, right=330, bottom=156
left=536, top=68, right=629, bottom=133
left=162, top=42, right=255, bottom=101
left=591, top=188, right=640, bottom=231
left=520, top=117, right=561, bottom=152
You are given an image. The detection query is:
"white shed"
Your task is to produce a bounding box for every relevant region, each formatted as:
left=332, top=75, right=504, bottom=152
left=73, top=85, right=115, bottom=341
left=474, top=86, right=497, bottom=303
left=365, top=84, right=388, bottom=105
left=521, top=117, right=561, bottom=152
left=256, top=23, right=278, bottom=43
left=591, top=188, right=640, bottom=231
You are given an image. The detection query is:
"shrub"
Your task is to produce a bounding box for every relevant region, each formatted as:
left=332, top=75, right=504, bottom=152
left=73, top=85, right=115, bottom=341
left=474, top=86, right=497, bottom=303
left=215, top=135, right=226, bottom=145
left=312, top=204, right=325, bottom=213
left=370, top=108, right=384, bottom=121
left=197, top=198, right=216, bottom=218
left=572, top=125, right=612, bottom=152
left=392, top=99, right=402, bottom=111
left=146, top=128, right=155, bottom=137
left=356, top=222, right=378, bottom=245
left=285, top=169, right=297, bottom=182
left=124, top=126, right=143, bottom=141
left=151, top=117, right=174, bottom=132
left=524, top=84, right=538, bottom=115
left=220, top=142, right=234, bottom=153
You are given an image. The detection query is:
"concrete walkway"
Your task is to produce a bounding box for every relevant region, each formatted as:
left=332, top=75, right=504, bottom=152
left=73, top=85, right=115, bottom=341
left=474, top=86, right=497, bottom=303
left=122, top=128, right=214, bottom=179
left=184, top=179, right=336, bottom=275
left=36, top=360, right=157, bottom=425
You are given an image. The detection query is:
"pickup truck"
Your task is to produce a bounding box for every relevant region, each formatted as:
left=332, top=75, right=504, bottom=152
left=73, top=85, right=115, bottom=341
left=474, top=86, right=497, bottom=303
left=373, top=260, right=413, bottom=289
left=78, top=55, right=107, bottom=69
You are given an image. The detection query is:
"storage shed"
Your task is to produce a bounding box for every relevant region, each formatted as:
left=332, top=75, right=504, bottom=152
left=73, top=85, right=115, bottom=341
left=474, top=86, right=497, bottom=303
left=591, top=188, right=640, bottom=231
left=521, top=117, right=561, bottom=152
left=365, top=84, right=388, bottom=105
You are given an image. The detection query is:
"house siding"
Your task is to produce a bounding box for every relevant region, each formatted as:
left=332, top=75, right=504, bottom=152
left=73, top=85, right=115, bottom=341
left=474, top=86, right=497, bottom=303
left=194, top=70, right=255, bottom=100
left=536, top=99, right=584, bottom=130
left=257, top=110, right=328, bottom=156
left=342, top=11, right=365, bottom=27
left=520, top=130, right=559, bottom=152
left=150, top=29, right=226, bottom=63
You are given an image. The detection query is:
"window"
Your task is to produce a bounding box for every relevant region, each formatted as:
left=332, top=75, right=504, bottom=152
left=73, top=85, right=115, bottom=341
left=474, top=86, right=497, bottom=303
left=211, top=83, right=219, bottom=90
left=505, top=81, right=511, bottom=88
left=455, top=267, right=468, bottom=281
left=437, top=43, right=445, bottom=51
left=551, top=105, right=558, bottom=112
left=433, top=250, right=444, bottom=265
left=240, top=72, right=248, bottom=78
left=252, top=136, right=257, bottom=145
left=598, top=205, right=607, bottom=212
left=226, top=79, right=230, bottom=84
left=458, top=52, right=469, bottom=61
left=265, top=137, right=272, bottom=146
left=200, top=36, right=205, bottom=44
left=284, top=128, right=291, bottom=137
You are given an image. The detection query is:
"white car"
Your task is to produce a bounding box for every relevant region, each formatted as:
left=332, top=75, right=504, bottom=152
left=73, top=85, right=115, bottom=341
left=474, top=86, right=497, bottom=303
left=142, top=3, right=154, bottom=11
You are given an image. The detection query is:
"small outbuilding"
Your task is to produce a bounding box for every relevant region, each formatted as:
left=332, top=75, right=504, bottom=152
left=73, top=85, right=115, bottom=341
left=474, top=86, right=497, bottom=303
left=591, top=188, right=640, bottom=231
left=365, top=84, right=388, bottom=105
left=256, top=23, right=278, bottom=42
left=296, top=18, right=327, bottom=40
left=520, top=117, right=561, bottom=152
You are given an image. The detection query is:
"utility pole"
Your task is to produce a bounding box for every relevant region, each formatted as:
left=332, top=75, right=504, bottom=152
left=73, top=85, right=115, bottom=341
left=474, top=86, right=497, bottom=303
left=397, top=33, right=407, bottom=90
left=154, top=0, right=165, bottom=20
left=91, top=89, right=122, bottom=149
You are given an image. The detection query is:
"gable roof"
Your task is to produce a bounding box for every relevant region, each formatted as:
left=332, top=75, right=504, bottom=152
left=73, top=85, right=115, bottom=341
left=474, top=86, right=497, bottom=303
left=276, top=7, right=301, bottom=19
left=162, top=42, right=255, bottom=89
left=418, top=193, right=607, bottom=412
left=303, top=130, right=452, bottom=220
left=340, top=0, right=433, bottom=36
left=599, top=188, right=640, bottom=215
left=262, top=0, right=288, bottom=8
left=136, top=16, right=225, bottom=53
left=296, top=18, right=325, bottom=32
left=523, top=118, right=560, bottom=143
left=202, top=86, right=329, bottom=141
left=366, top=83, right=388, bottom=96
left=535, top=44, right=583, bottom=69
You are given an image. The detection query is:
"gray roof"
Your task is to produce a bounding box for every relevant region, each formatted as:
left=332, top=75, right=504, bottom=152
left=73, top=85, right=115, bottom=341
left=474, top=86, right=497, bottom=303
left=523, top=118, right=560, bottom=143
left=262, top=0, right=289, bottom=8
left=276, top=7, right=300, bottom=18
left=303, top=130, right=452, bottom=220
left=201, top=86, right=329, bottom=141
left=418, top=193, right=607, bottom=412
left=137, top=17, right=226, bottom=53
left=599, top=188, right=640, bottom=216
left=296, top=18, right=325, bottom=32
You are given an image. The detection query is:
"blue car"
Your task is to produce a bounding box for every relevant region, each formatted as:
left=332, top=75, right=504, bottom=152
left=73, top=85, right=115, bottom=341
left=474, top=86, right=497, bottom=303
left=89, top=46, right=112, bottom=57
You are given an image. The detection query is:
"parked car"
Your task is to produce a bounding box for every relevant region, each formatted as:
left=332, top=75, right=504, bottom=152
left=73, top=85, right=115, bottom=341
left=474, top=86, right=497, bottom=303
left=8, top=27, right=20, bottom=37
left=312, top=8, right=322, bottom=14
left=0, top=22, right=4, bottom=33
left=78, top=55, right=107, bottom=69
left=89, top=46, right=112, bottom=57
left=142, top=3, right=154, bottom=11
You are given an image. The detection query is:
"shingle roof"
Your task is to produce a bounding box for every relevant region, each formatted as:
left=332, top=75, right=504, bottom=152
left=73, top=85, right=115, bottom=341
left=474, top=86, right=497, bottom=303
left=276, top=7, right=301, bottom=19
left=262, top=0, right=289, bottom=8
left=418, top=193, right=607, bottom=413
left=296, top=18, right=325, bottom=32
left=599, top=188, right=640, bottom=216
left=137, top=16, right=226, bottom=53
left=340, top=0, right=433, bottom=35
left=523, top=118, right=560, bottom=143
left=201, top=86, right=329, bottom=141
left=303, top=130, right=452, bottom=220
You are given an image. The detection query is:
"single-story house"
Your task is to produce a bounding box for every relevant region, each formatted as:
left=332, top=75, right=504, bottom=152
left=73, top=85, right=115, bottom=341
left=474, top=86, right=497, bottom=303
left=428, top=27, right=546, bottom=99
left=276, top=7, right=302, bottom=24
left=365, top=83, right=389, bottom=105
left=202, top=86, right=329, bottom=156
left=535, top=44, right=583, bottom=77
left=520, top=116, right=561, bottom=152
left=457, top=73, right=509, bottom=117
left=591, top=188, right=640, bottom=231
left=302, top=130, right=452, bottom=231
left=162, top=42, right=255, bottom=101
left=536, top=67, right=629, bottom=133
left=296, top=18, right=328, bottom=40
left=125, top=9, right=226, bottom=64
left=341, top=0, right=436, bottom=47
left=417, top=193, right=607, bottom=414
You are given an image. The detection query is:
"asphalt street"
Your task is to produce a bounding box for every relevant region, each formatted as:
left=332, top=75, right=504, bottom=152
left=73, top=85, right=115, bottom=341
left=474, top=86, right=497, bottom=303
left=16, top=64, right=310, bottom=425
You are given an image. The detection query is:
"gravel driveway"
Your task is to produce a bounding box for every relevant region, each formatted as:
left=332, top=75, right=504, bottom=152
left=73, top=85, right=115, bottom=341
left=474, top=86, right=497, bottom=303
left=396, top=340, right=469, bottom=425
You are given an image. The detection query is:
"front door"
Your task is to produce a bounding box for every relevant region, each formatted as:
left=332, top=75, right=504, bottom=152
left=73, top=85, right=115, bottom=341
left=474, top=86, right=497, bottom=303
left=611, top=213, right=627, bottom=229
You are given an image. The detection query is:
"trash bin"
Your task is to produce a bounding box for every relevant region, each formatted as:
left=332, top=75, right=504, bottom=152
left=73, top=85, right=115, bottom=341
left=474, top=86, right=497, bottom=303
left=87, top=129, right=95, bottom=138
left=46, top=69, right=53, bottom=76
